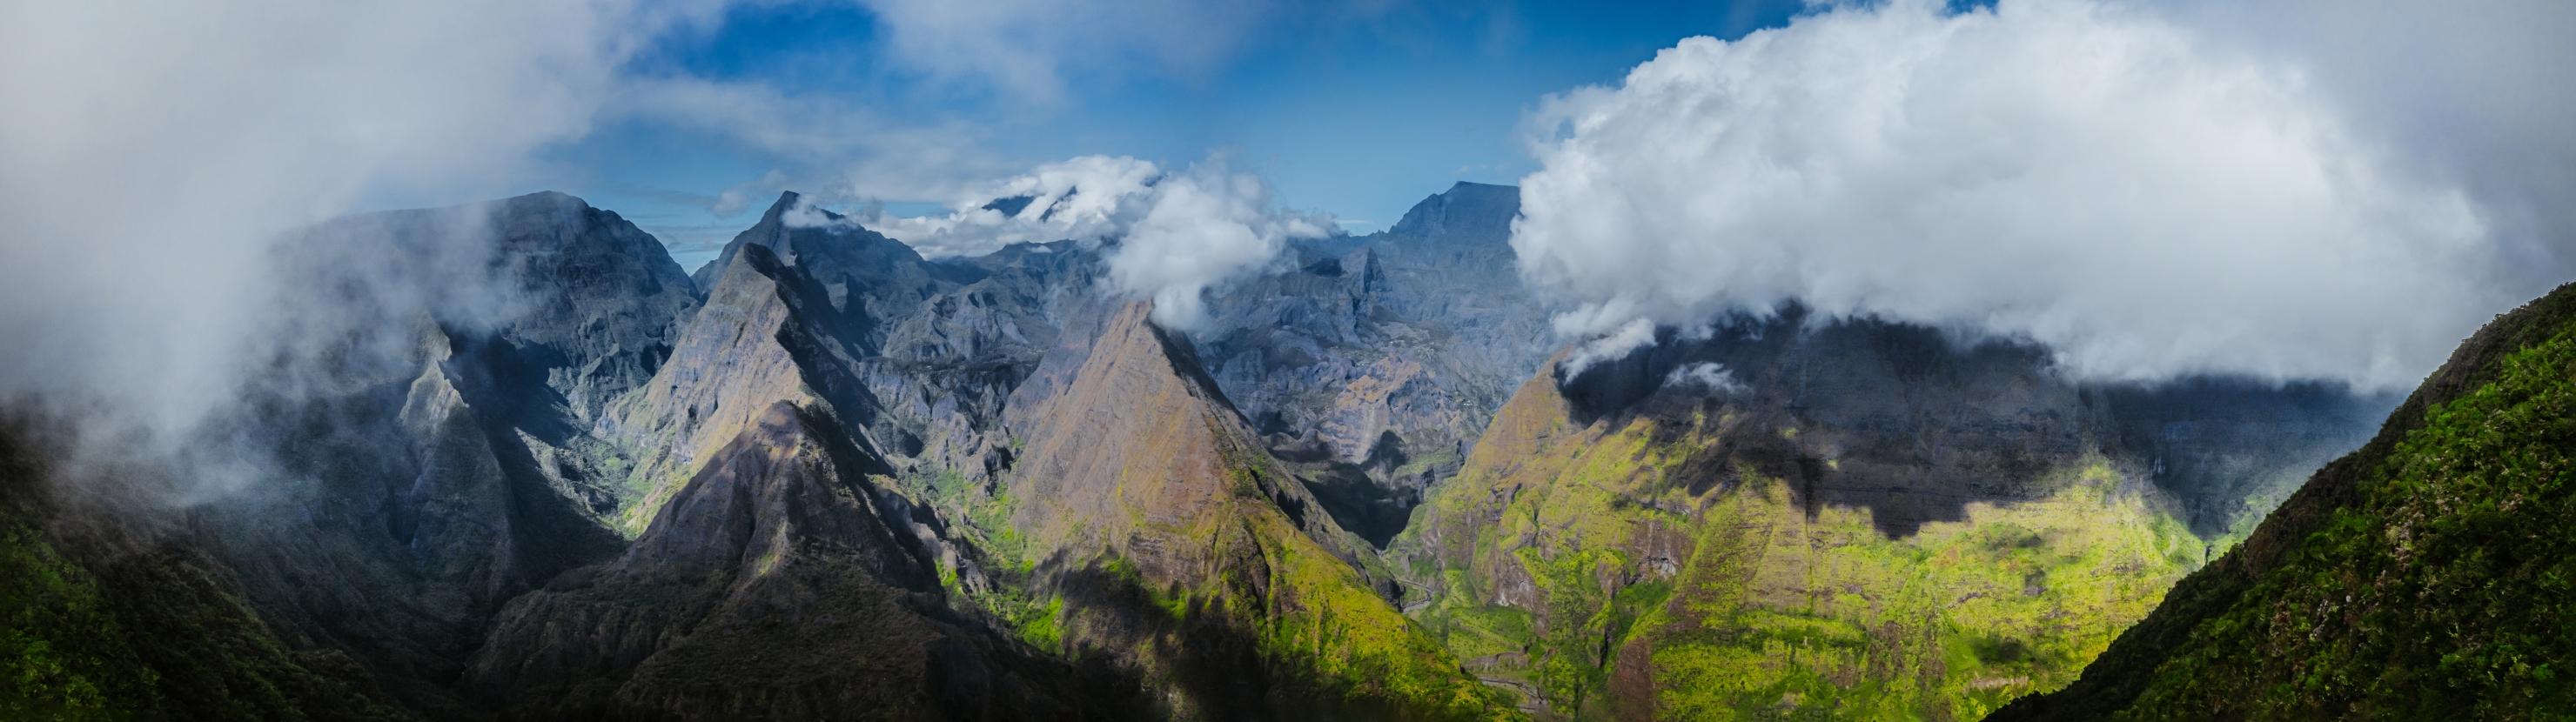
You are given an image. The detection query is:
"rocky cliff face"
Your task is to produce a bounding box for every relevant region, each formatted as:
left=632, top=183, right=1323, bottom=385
left=1197, top=182, right=1555, bottom=547
left=683, top=193, right=1098, bottom=482
left=1388, top=308, right=2395, bottom=719
left=171, top=191, right=701, bottom=717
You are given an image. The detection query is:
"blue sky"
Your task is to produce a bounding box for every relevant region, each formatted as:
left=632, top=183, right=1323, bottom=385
left=523, top=0, right=1806, bottom=267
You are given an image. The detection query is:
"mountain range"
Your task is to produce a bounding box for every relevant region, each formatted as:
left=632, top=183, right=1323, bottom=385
left=2, top=182, right=2564, bottom=720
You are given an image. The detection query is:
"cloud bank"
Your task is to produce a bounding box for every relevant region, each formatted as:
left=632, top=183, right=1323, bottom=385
left=1513, top=0, right=2567, bottom=390
left=0, top=0, right=726, bottom=465
left=862, top=156, right=1336, bottom=329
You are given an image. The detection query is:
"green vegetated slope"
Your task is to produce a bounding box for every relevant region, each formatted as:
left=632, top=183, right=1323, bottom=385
left=0, top=428, right=403, bottom=721
left=901, top=300, right=1518, bottom=721
left=1996, top=284, right=2576, bottom=720
left=1391, top=360, right=2206, bottom=720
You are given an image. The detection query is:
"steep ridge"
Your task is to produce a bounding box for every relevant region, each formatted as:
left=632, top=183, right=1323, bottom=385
left=467, top=402, right=1132, bottom=720
left=1197, top=182, right=1555, bottom=547
left=1994, top=284, right=2576, bottom=720
left=608, top=194, right=1104, bottom=531
left=687, top=193, right=1097, bottom=480
left=600, top=243, right=876, bottom=532
left=1388, top=310, right=2392, bottom=719
left=954, top=299, right=1514, bottom=721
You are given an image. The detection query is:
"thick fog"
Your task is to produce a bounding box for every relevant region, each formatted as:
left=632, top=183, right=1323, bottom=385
left=1513, top=0, right=2576, bottom=390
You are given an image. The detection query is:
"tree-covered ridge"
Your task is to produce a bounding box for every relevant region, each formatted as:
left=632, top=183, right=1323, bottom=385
left=2112, top=320, right=2576, bottom=718
left=1995, top=283, right=2576, bottom=720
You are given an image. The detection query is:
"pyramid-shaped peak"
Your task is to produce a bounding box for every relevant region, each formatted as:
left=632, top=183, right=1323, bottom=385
left=757, top=190, right=803, bottom=220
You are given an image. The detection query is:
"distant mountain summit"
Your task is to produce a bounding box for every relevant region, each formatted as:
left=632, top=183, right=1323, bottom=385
left=1385, top=180, right=1519, bottom=246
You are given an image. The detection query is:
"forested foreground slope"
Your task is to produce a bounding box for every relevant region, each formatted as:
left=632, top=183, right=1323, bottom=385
left=1994, top=284, right=2576, bottom=720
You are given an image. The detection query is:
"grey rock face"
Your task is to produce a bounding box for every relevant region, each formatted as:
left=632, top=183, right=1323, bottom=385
left=184, top=191, right=701, bottom=716
left=1553, top=304, right=2398, bottom=537
left=1194, top=181, right=1554, bottom=547
left=674, top=193, right=1102, bottom=483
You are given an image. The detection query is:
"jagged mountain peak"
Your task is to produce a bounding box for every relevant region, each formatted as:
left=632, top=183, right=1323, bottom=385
left=691, top=189, right=935, bottom=293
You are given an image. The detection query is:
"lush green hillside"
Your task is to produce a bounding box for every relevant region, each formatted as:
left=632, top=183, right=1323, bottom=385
left=1391, top=356, right=2208, bottom=719
left=1996, top=284, right=2576, bottom=720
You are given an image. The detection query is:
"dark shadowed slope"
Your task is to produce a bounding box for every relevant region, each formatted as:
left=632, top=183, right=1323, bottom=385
left=0, top=418, right=405, bottom=720
left=468, top=403, right=1137, bottom=721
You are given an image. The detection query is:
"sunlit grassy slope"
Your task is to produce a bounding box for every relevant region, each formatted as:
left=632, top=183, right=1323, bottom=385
left=1392, top=360, right=2207, bottom=719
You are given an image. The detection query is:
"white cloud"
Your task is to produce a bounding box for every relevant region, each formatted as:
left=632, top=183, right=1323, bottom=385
left=861, top=155, right=1165, bottom=254
left=1560, top=318, right=1656, bottom=379
left=1512, top=0, right=2555, bottom=391
left=2165, top=0, right=2576, bottom=293
left=862, top=155, right=1334, bottom=329
left=1663, top=362, right=1747, bottom=394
